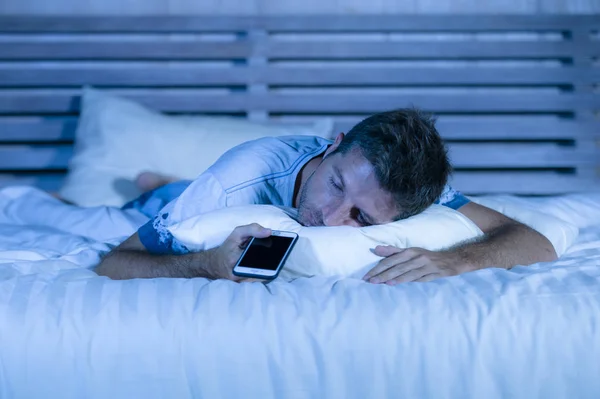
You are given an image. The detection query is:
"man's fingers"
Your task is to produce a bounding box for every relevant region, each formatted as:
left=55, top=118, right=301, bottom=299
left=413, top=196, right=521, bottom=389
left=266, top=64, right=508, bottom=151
left=363, top=251, right=421, bottom=282
left=363, top=247, right=426, bottom=280
left=372, top=245, right=403, bottom=257
left=368, top=256, right=427, bottom=284
left=362, top=256, right=401, bottom=281
left=232, top=223, right=272, bottom=241
left=367, top=265, right=408, bottom=284
left=362, top=263, right=386, bottom=281
left=385, top=267, right=430, bottom=285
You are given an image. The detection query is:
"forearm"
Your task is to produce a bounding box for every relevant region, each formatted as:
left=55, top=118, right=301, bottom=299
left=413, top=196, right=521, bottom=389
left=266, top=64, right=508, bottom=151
left=96, top=248, right=216, bottom=280
left=449, top=222, right=558, bottom=271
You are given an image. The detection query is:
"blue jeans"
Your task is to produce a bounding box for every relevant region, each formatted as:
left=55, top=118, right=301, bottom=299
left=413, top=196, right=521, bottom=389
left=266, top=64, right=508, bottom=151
left=121, top=180, right=193, bottom=218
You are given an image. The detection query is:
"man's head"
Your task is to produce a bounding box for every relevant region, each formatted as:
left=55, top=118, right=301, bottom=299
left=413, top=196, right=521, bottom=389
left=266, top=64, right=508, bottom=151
left=297, top=108, right=451, bottom=227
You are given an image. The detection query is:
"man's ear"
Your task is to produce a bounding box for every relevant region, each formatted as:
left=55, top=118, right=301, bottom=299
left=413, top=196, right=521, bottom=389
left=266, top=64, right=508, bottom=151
left=323, top=132, right=344, bottom=158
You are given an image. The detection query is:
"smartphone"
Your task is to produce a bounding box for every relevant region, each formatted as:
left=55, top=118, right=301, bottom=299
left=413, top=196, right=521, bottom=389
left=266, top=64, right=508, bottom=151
left=233, top=230, right=299, bottom=280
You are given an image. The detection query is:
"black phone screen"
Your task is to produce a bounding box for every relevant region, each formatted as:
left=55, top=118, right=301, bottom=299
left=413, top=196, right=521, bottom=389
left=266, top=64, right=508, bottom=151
left=238, top=236, right=295, bottom=271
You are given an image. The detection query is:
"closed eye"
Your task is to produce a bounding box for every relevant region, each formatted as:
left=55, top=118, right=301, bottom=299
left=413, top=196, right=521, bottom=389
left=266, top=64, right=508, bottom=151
left=328, top=176, right=342, bottom=192
left=350, top=208, right=371, bottom=227
left=357, top=213, right=372, bottom=227
left=358, top=217, right=371, bottom=227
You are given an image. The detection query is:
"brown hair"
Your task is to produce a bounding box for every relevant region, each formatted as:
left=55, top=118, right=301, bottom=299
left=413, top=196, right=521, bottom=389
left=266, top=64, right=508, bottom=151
left=334, top=108, right=451, bottom=220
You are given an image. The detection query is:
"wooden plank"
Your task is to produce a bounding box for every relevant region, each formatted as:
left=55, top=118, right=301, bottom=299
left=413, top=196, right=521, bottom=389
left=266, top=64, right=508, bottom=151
left=266, top=41, right=590, bottom=59
left=0, top=16, right=263, bottom=33
left=260, top=15, right=600, bottom=32
left=451, top=172, right=600, bottom=194
left=0, top=173, right=65, bottom=191
left=0, top=171, right=597, bottom=195
left=0, top=67, right=251, bottom=87
left=262, top=66, right=598, bottom=86
left=416, top=0, right=536, bottom=14
left=2, top=41, right=585, bottom=61
left=0, top=92, right=597, bottom=114
left=0, top=117, right=77, bottom=141
left=447, top=143, right=598, bottom=168
left=1, top=116, right=596, bottom=142
left=0, top=16, right=597, bottom=33
left=0, top=145, right=72, bottom=169
left=538, top=0, right=600, bottom=14
left=0, top=41, right=252, bottom=60
left=246, top=29, right=269, bottom=121
left=328, top=118, right=600, bottom=140
left=1, top=66, right=597, bottom=87
left=0, top=142, right=596, bottom=170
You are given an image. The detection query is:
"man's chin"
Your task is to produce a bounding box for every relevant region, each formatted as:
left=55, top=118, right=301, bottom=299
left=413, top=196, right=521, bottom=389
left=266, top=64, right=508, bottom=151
left=297, top=212, right=315, bottom=227
left=299, top=215, right=322, bottom=227
left=298, top=218, right=312, bottom=227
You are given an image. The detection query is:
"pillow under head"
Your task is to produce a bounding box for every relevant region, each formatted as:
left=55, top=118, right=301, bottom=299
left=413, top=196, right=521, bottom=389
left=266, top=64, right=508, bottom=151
left=167, top=204, right=484, bottom=281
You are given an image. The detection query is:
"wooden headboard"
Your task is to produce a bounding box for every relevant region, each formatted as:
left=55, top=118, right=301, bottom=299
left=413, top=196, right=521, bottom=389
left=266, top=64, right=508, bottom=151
left=0, top=15, right=598, bottom=194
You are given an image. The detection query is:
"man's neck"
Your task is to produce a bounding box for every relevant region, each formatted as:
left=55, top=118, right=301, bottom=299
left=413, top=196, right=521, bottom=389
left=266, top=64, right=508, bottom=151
left=293, top=155, right=323, bottom=208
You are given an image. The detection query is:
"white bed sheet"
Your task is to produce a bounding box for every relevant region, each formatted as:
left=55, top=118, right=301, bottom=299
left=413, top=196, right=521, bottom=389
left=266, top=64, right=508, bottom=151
left=0, top=187, right=599, bottom=398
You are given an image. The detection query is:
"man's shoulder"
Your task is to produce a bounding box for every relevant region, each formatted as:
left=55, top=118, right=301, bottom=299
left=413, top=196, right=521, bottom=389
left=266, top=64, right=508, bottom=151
left=208, top=135, right=331, bottom=181
left=435, top=184, right=471, bottom=210
left=234, top=135, right=333, bottom=154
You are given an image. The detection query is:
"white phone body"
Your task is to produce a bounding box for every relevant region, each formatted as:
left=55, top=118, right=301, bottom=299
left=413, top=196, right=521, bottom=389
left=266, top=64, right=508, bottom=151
left=233, top=230, right=298, bottom=280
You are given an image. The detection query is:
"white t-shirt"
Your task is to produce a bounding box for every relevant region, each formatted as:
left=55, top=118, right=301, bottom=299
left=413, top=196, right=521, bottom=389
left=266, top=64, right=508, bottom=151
left=137, top=135, right=469, bottom=254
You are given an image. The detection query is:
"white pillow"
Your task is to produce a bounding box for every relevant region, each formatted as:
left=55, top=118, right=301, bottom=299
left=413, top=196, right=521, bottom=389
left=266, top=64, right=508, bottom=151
left=167, top=205, right=484, bottom=281
left=59, top=87, right=333, bottom=207
left=469, top=196, right=579, bottom=257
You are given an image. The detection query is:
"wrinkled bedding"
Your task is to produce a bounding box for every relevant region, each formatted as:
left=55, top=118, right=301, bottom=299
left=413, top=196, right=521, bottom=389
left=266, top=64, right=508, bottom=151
left=0, top=187, right=599, bottom=398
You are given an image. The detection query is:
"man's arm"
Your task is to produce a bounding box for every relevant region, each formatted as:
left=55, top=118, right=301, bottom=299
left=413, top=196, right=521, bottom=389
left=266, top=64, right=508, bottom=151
left=96, top=233, right=213, bottom=280
left=363, top=202, right=558, bottom=285
left=96, top=224, right=271, bottom=280
left=453, top=202, right=557, bottom=269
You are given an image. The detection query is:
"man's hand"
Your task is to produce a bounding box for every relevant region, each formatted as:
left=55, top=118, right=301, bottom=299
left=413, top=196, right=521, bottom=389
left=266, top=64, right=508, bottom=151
left=97, top=223, right=271, bottom=280
left=362, top=202, right=559, bottom=286
left=362, top=245, right=472, bottom=285
left=206, top=223, right=271, bottom=281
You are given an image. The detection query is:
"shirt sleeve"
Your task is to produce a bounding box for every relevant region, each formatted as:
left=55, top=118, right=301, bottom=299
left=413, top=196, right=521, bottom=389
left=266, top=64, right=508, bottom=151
left=434, top=184, right=470, bottom=210
left=138, top=172, right=227, bottom=254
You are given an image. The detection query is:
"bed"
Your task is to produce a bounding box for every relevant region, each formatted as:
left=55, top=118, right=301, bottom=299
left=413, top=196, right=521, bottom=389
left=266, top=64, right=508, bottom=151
left=0, top=15, right=599, bottom=398
left=0, top=187, right=599, bottom=397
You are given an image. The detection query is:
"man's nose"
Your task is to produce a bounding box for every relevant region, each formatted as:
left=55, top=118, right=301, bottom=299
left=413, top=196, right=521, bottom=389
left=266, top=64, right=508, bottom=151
left=323, top=203, right=358, bottom=227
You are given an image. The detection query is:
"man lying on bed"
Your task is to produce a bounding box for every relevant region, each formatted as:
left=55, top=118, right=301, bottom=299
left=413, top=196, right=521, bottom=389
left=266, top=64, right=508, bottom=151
left=96, top=108, right=557, bottom=283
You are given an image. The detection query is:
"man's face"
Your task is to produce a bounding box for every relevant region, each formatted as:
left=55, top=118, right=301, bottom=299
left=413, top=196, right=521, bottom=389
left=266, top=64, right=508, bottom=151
left=297, top=145, right=398, bottom=227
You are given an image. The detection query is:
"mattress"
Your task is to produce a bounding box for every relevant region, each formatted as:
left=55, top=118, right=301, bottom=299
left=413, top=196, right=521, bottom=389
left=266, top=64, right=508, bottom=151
left=0, top=187, right=599, bottom=398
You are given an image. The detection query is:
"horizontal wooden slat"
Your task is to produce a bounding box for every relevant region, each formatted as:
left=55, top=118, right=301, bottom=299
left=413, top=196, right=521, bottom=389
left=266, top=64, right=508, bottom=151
left=0, top=16, right=598, bottom=33
left=260, top=66, right=599, bottom=85
left=1, top=92, right=597, bottom=114
left=0, top=173, right=65, bottom=191
left=0, top=172, right=597, bottom=195
left=266, top=41, right=592, bottom=59
left=1, top=41, right=595, bottom=61
left=1, top=66, right=597, bottom=87
left=0, top=67, right=250, bottom=87
left=0, top=143, right=596, bottom=170
left=2, top=116, right=596, bottom=143
left=451, top=172, right=600, bottom=194
left=0, top=146, right=72, bottom=169
left=448, top=143, right=598, bottom=168
left=0, top=117, right=77, bottom=141
left=0, top=42, right=252, bottom=60
left=330, top=118, right=600, bottom=140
